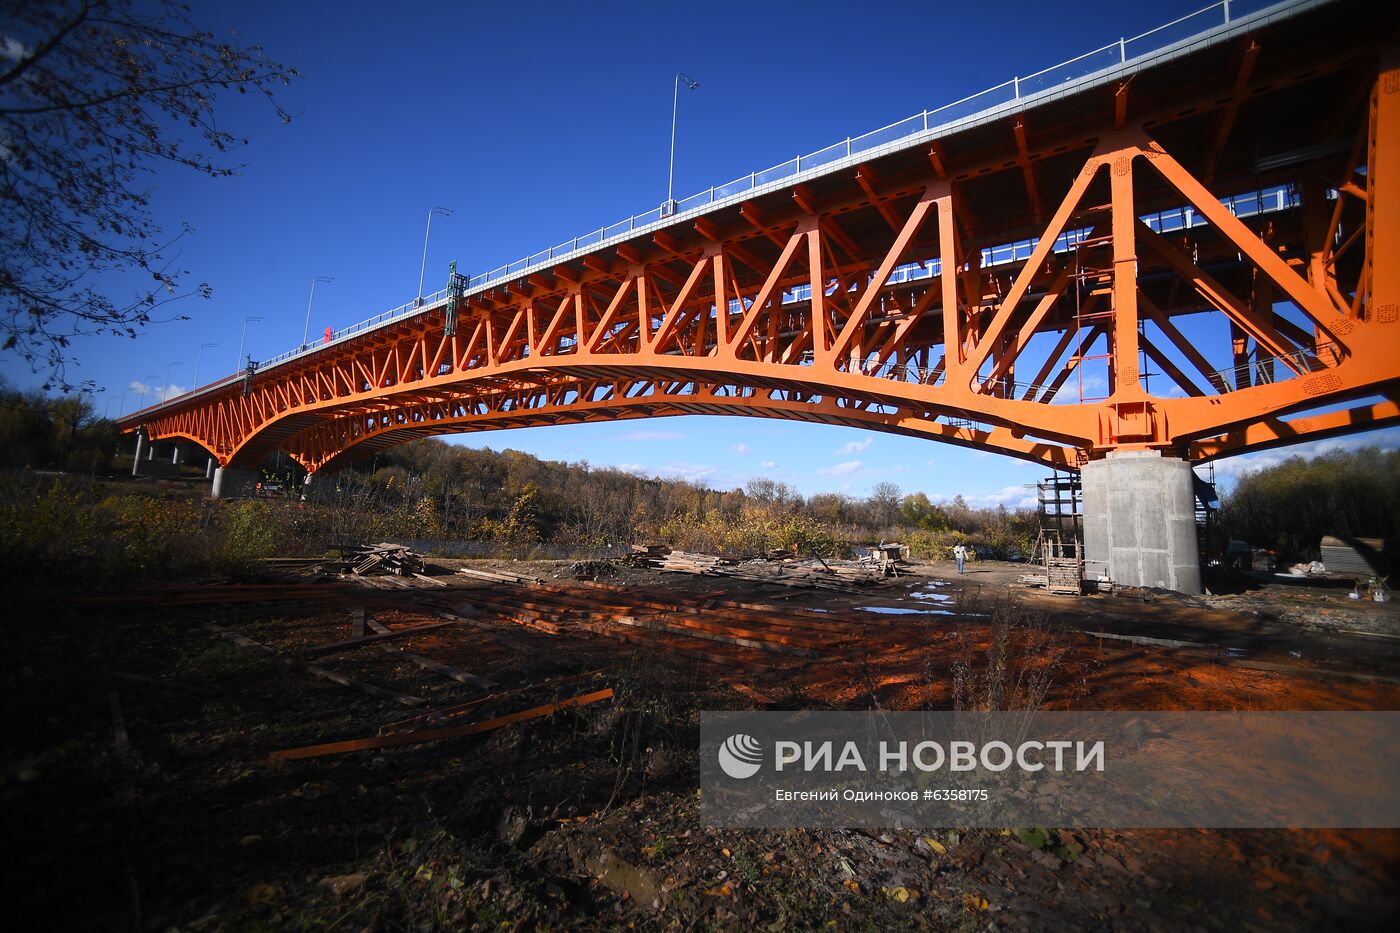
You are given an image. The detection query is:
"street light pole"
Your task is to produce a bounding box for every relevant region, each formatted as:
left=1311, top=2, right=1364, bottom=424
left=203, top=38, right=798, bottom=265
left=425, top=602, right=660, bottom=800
left=163, top=361, right=183, bottom=402
left=139, top=374, right=157, bottom=408
left=238, top=315, right=264, bottom=370
left=417, top=207, right=453, bottom=305
left=301, top=276, right=334, bottom=350
left=667, top=72, right=700, bottom=211
left=193, top=341, right=217, bottom=386
left=118, top=385, right=132, bottom=416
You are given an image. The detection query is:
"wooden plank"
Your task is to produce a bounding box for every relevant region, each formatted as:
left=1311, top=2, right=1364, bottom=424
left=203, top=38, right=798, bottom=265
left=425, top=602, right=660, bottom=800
left=304, top=620, right=456, bottom=656
left=436, top=611, right=542, bottom=655
left=267, top=687, right=615, bottom=762
left=365, top=620, right=499, bottom=690
left=455, top=566, right=546, bottom=585
left=725, top=680, right=777, bottom=706
left=105, top=669, right=219, bottom=696
left=378, top=668, right=610, bottom=735
left=204, top=623, right=425, bottom=707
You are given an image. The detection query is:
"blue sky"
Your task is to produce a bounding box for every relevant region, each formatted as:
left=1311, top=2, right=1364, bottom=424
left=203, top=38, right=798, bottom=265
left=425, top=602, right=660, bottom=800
left=2, top=0, right=1395, bottom=504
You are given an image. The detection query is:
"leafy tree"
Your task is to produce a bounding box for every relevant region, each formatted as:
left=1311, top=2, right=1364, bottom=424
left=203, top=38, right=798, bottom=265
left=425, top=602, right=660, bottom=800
left=1219, top=446, right=1400, bottom=559
left=0, top=378, right=113, bottom=470
left=0, top=0, right=297, bottom=388
left=900, top=491, right=947, bottom=531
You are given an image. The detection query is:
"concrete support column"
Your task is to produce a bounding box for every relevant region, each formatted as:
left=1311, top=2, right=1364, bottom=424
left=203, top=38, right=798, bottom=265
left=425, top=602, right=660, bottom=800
left=172, top=442, right=189, bottom=465
left=147, top=442, right=156, bottom=461
left=1082, top=450, right=1202, bottom=594
left=205, top=458, right=215, bottom=479
left=211, top=466, right=259, bottom=500
left=131, top=431, right=146, bottom=477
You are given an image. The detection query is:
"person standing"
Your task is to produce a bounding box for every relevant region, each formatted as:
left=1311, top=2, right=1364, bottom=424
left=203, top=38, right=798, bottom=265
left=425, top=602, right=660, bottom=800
left=953, top=543, right=967, bottom=574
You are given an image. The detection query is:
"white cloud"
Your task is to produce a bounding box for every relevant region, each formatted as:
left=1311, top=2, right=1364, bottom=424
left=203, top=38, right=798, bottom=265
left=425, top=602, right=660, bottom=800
left=618, top=430, right=685, bottom=442
left=760, top=460, right=777, bottom=469
left=819, top=459, right=864, bottom=477
left=932, top=485, right=1037, bottom=510
left=618, top=461, right=718, bottom=484
left=730, top=443, right=750, bottom=454
left=837, top=438, right=873, bottom=455
left=127, top=380, right=188, bottom=404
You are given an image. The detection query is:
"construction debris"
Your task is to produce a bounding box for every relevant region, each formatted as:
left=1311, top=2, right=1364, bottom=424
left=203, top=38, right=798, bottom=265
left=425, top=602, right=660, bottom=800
left=336, top=542, right=427, bottom=576
left=570, top=559, right=618, bottom=580
left=261, top=543, right=429, bottom=578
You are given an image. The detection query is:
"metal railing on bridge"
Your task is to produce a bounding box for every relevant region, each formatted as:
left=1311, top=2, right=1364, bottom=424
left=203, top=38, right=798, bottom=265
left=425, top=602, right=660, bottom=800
left=129, top=0, right=1328, bottom=419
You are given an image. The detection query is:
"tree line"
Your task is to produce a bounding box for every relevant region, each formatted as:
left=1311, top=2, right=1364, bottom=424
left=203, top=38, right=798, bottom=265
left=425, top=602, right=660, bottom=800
left=1218, top=446, right=1400, bottom=559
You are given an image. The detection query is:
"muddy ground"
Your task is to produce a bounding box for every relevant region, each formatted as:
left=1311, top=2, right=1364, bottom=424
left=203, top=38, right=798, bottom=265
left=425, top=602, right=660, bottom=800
left=4, top=559, right=1398, bottom=930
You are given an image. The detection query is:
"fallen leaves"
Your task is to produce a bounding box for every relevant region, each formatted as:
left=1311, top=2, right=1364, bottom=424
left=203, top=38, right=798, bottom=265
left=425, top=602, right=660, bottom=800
left=962, top=892, right=989, bottom=912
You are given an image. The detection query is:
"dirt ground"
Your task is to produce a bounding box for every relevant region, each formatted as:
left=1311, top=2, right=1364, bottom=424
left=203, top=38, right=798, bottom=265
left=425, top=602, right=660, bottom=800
left=3, top=558, right=1398, bottom=930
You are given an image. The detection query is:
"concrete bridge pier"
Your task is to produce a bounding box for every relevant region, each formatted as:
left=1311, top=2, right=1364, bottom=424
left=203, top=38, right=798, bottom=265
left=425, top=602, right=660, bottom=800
left=1082, top=450, right=1202, bottom=595
left=172, top=442, right=190, bottom=466
left=131, top=431, right=146, bottom=476
left=205, top=458, right=215, bottom=479
left=211, top=466, right=259, bottom=500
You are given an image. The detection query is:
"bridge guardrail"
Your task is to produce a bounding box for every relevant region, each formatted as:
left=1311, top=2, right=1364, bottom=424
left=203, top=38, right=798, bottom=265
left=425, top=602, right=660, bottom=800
left=126, top=0, right=1328, bottom=420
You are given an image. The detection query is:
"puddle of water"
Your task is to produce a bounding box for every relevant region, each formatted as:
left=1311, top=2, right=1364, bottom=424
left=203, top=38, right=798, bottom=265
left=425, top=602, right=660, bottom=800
left=1222, top=647, right=1249, bottom=658
left=910, top=590, right=952, bottom=603
left=856, top=606, right=956, bottom=616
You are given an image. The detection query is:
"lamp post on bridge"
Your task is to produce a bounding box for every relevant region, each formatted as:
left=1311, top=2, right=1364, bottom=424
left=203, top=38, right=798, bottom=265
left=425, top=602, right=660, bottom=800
left=162, top=360, right=183, bottom=402
left=138, top=374, right=157, bottom=408
left=417, top=207, right=453, bottom=306
left=238, top=315, right=263, bottom=370
left=301, top=276, right=334, bottom=350
left=192, top=342, right=217, bottom=387
left=665, top=72, right=700, bottom=216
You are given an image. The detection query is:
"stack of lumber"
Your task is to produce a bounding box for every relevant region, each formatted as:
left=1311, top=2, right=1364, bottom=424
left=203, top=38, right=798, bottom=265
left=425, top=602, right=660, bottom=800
left=334, top=542, right=426, bottom=577
left=723, top=559, right=888, bottom=591
left=624, top=544, right=672, bottom=566
left=654, top=550, right=738, bottom=573
left=625, top=545, right=888, bottom=592
left=260, top=543, right=428, bottom=578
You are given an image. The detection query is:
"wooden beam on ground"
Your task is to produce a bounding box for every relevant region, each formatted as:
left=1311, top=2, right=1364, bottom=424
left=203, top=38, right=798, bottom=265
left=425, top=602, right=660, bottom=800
left=304, top=620, right=457, bottom=657
left=725, top=680, right=777, bottom=706
left=204, top=623, right=425, bottom=707
left=365, top=620, right=499, bottom=690
left=105, top=669, right=219, bottom=696
left=267, top=687, right=615, bottom=762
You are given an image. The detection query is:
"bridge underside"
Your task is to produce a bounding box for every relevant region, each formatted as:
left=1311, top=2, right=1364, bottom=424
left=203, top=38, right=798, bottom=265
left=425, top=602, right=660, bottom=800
left=118, top=1, right=1400, bottom=590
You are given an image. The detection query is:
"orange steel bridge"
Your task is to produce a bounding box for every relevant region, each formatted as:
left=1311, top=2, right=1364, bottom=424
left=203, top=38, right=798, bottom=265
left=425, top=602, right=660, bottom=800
left=120, top=0, right=1399, bottom=491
